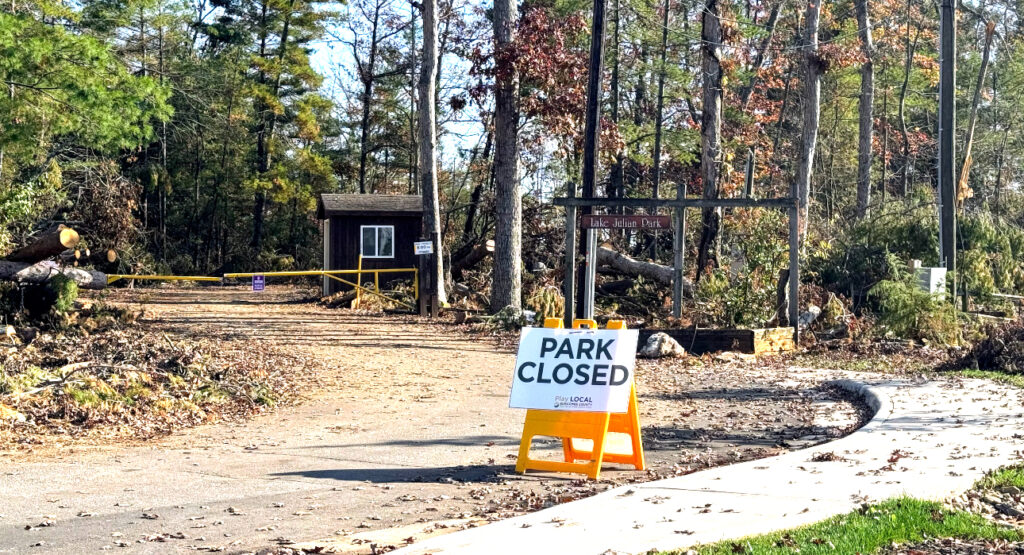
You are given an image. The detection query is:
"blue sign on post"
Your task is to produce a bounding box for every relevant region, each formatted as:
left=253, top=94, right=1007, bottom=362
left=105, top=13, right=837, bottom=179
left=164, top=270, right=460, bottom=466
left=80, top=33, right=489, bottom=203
left=252, top=275, right=265, bottom=292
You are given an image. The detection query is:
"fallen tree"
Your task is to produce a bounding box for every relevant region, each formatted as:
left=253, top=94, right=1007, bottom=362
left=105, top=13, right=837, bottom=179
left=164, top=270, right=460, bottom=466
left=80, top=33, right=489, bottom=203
left=6, top=226, right=81, bottom=263
left=596, top=246, right=694, bottom=297
left=450, top=241, right=493, bottom=281
left=0, top=260, right=106, bottom=290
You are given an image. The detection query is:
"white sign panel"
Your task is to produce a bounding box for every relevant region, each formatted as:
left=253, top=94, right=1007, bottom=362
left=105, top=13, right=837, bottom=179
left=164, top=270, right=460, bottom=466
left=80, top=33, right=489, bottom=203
left=509, top=327, right=639, bottom=413
left=414, top=240, right=434, bottom=255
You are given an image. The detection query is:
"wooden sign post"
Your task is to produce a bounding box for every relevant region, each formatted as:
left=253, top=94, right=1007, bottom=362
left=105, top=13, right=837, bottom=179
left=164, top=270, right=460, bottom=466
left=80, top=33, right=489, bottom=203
left=512, top=318, right=645, bottom=480
left=417, top=234, right=440, bottom=318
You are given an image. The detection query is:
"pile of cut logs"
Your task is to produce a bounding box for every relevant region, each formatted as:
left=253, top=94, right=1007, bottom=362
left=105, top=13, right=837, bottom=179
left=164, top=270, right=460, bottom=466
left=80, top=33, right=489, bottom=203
left=0, top=226, right=115, bottom=290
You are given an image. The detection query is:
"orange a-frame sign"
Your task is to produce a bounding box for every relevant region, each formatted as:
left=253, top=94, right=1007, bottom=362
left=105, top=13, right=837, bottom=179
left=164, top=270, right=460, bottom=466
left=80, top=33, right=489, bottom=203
left=514, top=318, right=645, bottom=480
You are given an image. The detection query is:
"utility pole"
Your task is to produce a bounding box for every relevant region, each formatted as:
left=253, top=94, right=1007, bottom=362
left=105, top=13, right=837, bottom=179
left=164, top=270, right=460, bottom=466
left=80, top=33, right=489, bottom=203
left=576, top=0, right=609, bottom=320
left=938, top=0, right=957, bottom=299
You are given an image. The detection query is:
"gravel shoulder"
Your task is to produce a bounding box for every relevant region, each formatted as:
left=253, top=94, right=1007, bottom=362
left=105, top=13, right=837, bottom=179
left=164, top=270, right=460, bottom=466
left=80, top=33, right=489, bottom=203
left=1, top=286, right=869, bottom=554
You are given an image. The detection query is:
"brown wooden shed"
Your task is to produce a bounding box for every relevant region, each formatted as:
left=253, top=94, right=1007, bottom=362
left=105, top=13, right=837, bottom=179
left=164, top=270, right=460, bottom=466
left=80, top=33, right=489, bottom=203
left=317, top=194, right=423, bottom=296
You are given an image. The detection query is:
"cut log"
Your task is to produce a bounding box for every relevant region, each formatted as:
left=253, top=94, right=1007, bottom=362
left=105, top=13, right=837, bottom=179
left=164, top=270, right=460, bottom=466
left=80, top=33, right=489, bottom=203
left=0, top=260, right=106, bottom=289
left=59, top=249, right=81, bottom=262
left=321, top=289, right=357, bottom=308
left=81, top=249, right=117, bottom=268
left=596, top=246, right=693, bottom=297
left=6, top=227, right=81, bottom=263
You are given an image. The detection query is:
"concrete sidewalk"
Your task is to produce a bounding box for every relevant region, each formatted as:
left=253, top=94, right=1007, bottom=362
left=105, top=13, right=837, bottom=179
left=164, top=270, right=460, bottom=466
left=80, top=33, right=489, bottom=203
left=395, top=373, right=1024, bottom=555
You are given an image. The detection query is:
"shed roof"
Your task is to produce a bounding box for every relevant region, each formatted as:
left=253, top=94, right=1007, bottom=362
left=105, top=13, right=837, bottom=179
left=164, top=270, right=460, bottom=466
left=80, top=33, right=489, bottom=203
left=317, top=194, right=423, bottom=218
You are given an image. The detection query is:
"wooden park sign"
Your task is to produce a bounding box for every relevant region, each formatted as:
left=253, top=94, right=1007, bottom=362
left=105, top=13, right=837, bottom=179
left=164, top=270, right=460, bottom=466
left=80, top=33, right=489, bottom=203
left=580, top=214, right=671, bottom=230
left=511, top=318, right=645, bottom=480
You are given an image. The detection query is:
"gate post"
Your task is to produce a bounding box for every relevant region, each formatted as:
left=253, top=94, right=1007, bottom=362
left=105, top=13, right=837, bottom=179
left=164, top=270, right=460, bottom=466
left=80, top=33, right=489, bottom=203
left=788, top=200, right=800, bottom=343
left=418, top=237, right=429, bottom=317
left=564, top=205, right=577, bottom=329
left=563, top=182, right=578, bottom=328
left=672, top=186, right=686, bottom=319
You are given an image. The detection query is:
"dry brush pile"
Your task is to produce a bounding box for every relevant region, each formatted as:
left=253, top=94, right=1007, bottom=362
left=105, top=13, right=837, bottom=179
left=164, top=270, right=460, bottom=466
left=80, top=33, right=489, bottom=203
left=0, top=302, right=319, bottom=448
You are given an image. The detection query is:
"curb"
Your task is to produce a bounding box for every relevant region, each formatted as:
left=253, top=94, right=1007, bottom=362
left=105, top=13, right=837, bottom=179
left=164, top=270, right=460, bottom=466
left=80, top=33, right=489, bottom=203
left=826, top=377, right=893, bottom=433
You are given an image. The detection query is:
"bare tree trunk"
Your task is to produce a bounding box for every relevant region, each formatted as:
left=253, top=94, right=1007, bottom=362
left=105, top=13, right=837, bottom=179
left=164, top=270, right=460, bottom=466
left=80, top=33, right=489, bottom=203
left=855, top=0, right=874, bottom=219
left=491, top=0, right=521, bottom=311
left=609, top=0, right=624, bottom=207
left=418, top=0, right=446, bottom=303
left=462, top=125, right=492, bottom=246
left=795, top=0, right=822, bottom=237
left=252, top=0, right=270, bottom=250
left=651, top=0, right=670, bottom=200
left=408, top=6, right=418, bottom=194
left=958, top=20, right=995, bottom=205
left=0, top=261, right=106, bottom=290
left=158, top=23, right=168, bottom=261
left=898, top=6, right=921, bottom=196
left=695, top=0, right=722, bottom=279
left=880, top=84, right=889, bottom=204
left=358, top=2, right=383, bottom=194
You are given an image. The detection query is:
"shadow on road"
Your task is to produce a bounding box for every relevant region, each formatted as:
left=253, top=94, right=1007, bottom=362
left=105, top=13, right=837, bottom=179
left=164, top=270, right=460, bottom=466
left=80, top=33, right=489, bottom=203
left=272, top=464, right=507, bottom=483
left=293, top=435, right=521, bottom=450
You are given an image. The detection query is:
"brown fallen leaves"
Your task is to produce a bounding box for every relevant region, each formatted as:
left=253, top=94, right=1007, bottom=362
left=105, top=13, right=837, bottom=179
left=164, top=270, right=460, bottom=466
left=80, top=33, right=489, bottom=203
left=0, top=322, right=321, bottom=450
left=882, top=538, right=1024, bottom=554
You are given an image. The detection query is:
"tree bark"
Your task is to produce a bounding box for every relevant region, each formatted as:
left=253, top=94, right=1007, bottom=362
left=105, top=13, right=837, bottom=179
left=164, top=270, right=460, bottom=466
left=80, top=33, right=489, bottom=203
left=897, top=9, right=921, bottom=196
left=652, top=0, right=670, bottom=200
left=796, top=0, right=822, bottom=237
left=252, top=0, right=270, bottom=250
left=696, top=0, right=723, bottom=279
left=958, top=20, right=995, bottom=205
left=596, top=247, right=694, bottom=296
left=462, top=126, right=492, bottom=246
left=408, top=5, right=418, bottom=194
left=880, top=85, right=889, bottom=203
left=418, top=0, right=446, bottom=303
left=854, top=0, right=874, bottom=219
left=0, top=260, right=106, bottom=290
left=6, top=227, right=80, bottom=263
left=490, top=0, right=521, bottom=312
left=609, top=0, right=624, bottom=206
left=452, top=242, right=493, bottom=281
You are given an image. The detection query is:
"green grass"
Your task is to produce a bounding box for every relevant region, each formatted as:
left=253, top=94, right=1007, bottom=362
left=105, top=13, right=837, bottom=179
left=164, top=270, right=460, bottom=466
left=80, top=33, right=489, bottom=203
left=675, top=498, right=1022, bottom=555
left=790, top=352, right=937, bottom=375
left=792, top=352, right=1024, bottom=392
left=976, top=464, right=1024, bottom=491
left=953, top=369, right=1024, bottom=390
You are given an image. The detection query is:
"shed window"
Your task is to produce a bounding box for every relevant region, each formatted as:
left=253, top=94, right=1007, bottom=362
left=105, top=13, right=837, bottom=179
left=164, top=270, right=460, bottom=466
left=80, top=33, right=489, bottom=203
left=360, top=225, right=394, bottom=258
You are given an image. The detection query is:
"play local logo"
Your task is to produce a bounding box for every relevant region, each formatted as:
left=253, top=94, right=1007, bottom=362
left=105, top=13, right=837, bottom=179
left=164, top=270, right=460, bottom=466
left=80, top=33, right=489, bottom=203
left=509, top=327, right=639, bottom=413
